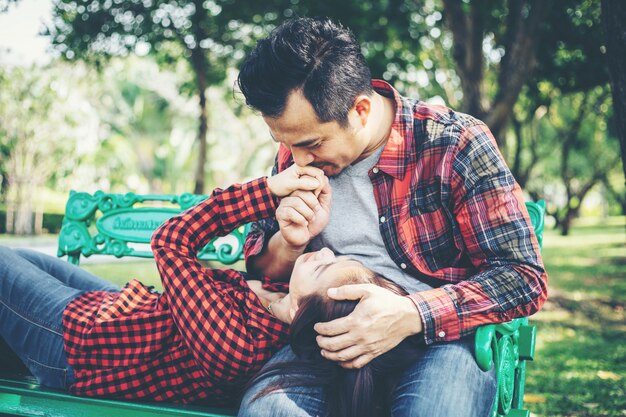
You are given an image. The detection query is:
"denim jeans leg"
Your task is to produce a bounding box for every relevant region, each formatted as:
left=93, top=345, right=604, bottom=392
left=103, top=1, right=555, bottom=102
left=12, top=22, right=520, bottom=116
left=0, top=246, right=89, bottom=389
left=391, top=336, right=497, bottom=417
left=238, top=346, right=328, bottom=417
left=13, top=248, right=120, bottom=292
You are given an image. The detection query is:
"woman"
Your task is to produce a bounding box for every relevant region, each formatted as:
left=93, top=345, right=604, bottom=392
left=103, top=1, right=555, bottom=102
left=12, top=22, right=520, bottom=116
left=0, top=164, right=411, bottom=408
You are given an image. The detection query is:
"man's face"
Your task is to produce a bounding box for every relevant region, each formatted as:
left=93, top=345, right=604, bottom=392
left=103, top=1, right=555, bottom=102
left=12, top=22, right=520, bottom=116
left=263, top=90, right=370, bottom=177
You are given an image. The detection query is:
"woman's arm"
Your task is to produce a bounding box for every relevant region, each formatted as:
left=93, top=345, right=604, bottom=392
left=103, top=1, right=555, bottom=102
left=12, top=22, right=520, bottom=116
left=151, top=168, right=325, bottom=380
left=152, top=179, right=286, bottom=381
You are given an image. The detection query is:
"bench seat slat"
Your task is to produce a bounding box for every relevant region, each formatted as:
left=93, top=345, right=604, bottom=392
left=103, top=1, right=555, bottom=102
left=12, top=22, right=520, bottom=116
left=0, top=377, right=237, bottom=417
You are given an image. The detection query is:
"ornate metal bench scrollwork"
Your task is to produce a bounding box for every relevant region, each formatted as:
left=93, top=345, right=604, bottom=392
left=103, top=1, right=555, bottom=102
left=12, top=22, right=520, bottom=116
left=58, top=191, right=248, bottom=266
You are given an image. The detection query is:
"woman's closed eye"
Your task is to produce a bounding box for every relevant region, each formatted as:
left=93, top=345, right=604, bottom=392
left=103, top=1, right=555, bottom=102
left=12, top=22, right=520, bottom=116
left=312, top=262, right=333, bottom=279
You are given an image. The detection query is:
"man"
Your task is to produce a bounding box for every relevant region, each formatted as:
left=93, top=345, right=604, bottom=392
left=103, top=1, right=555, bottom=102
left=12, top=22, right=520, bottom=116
left=236, top=17, right=548, bottom=417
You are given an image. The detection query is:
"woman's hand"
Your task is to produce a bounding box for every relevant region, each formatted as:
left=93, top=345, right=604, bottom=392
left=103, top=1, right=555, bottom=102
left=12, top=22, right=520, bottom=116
left=267, top=164, right=325, bottom=198
left=276, top=176, right=331, bottom=248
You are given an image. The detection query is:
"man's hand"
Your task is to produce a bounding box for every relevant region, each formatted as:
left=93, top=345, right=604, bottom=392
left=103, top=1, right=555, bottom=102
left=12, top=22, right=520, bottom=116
left=275, top=176, right=332, bottom=248
left=313, top=284, right=423, bottom=369
left=267, top=164, right=325, bottom=198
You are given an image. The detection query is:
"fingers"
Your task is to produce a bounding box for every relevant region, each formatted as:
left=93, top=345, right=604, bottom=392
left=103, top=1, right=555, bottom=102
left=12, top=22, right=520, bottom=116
left=280, top=196, right=317, bottom=222
left=316, top=332, right=376, bottom=369
left=276, top=205, right=308, bottom=227
left=326, top=283, right=375, bottom=301
left=296, top=165, right=325, bottom=186
left=313, top=315, right=353, bottom=337
left=317, top=176, right=332, bottom=204
left=290, top=190, right=322, bottom=213
left=337, top=353, right=375, bottom=369
left=267, top=164, right=325, bottom=197
left=316, top=332, right=354, bottom=353
left=294, top=175, right=321, bottom=192
left=320, top=343, right=364, bottom=364
left=294, top=165, right=325, bottom=196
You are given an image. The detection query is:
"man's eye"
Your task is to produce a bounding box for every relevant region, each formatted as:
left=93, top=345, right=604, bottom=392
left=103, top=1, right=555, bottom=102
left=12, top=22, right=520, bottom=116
left=310, top=142, right=322, bottom=149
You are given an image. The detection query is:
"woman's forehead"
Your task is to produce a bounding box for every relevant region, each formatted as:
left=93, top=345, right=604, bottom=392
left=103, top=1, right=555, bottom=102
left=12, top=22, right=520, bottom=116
left=322, top=259, right=366, bottom=281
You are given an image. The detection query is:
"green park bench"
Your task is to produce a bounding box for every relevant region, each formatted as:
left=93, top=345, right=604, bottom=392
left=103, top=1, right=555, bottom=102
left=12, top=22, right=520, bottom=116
left=0, top=190, right=546, bottom=417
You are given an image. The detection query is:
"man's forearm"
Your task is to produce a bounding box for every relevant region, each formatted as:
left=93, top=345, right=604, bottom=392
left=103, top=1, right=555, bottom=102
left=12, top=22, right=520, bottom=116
left=247, top=231, right=306, bottom=281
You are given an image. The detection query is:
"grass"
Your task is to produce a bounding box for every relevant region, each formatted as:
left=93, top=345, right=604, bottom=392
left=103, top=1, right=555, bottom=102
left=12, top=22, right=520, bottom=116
left=81, top=260, right=162, bottom=288
left=525, top=217, right=626, bottom=417
left=81, top=259, right=246, bottom=289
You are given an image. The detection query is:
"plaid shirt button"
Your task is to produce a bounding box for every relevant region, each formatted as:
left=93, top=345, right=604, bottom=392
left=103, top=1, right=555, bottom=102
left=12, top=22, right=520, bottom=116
left=372, top=167, right=379, bottom=174
left=400, top=263, right=407, bottom=269
left=438, top=331, right=446, bottom=338
left=380, top=216, right=386, bottom=223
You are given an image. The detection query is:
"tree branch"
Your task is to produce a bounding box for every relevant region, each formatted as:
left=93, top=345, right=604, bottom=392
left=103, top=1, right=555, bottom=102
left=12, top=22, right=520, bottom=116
left=486, top=0, right=550, bottom=141
left=442, top=0, right=486, bottom=117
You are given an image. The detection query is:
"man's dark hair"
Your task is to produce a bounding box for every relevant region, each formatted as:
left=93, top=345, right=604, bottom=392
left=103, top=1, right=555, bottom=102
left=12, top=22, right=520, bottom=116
left=237, top=17, right=373, bottom=125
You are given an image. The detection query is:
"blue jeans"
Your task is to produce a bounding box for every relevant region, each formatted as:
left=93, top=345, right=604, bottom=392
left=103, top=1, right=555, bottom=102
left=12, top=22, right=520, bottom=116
left=0, top=247, right=119, bottom=389
left=238, top=336, right=496, bottom=417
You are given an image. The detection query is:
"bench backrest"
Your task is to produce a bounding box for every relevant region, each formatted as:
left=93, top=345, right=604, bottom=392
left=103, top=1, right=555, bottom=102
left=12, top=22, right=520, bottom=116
left=525, top=200, right=545, bottom=249
left=57, top=189, right=546, bottom=266
left=57, top=190, right=249, bottom=265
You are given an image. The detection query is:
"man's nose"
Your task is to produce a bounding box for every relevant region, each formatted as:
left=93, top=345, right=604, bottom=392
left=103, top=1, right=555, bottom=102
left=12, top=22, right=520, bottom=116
left=291, top=148, right=314, bottom=166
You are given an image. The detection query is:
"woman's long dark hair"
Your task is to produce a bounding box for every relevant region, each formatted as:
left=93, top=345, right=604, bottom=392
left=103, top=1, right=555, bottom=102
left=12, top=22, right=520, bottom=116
left=247, top=274, right=423, bottom=417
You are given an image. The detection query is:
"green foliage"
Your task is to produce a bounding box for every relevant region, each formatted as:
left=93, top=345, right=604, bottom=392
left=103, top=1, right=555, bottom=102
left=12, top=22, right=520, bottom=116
left=532, top=0, right=608, bottom=94
left=45, top=0, right=274, bottom=92
left=0, top=64, right=91, bottom=233
left=91, top=61, right=194, bottom=191
left=44, top=0, right=283, bottom=193
left=534, top=86, right=622, bottom=229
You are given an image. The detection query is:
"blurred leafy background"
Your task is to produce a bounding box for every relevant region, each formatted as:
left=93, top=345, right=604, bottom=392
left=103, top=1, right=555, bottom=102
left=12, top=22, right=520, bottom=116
left=0, top=0, right=624, bottom=415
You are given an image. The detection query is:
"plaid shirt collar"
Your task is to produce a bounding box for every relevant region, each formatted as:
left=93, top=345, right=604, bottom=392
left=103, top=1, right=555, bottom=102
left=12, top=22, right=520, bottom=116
left=372, top=79, right=416, bottom=181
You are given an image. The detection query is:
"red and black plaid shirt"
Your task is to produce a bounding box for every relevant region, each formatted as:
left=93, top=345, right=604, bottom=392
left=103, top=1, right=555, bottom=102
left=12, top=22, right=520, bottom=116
left=245, top=80, right=548, bottom=345
left=62, top=179, right=289, bottom=405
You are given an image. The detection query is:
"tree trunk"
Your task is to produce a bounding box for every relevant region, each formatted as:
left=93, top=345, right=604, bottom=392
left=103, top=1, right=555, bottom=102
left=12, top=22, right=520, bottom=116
left=511, top=115, right=524, bottom=186
left=486, top=0, right=549, bottom=145
left=442, top=0, right=549, bottom=147
left=602, top=175, right=626, bottom=215
left=558, top=171, right=605, bottom=236
left=560, top=208, right=574, bottom=236
left=442, top=0, right=487, bottom=119
left=601, top=0, right=626, bottom=182
left=9, top=179, right=35, bottom=235
left=191, top=48, right=209, bottom=195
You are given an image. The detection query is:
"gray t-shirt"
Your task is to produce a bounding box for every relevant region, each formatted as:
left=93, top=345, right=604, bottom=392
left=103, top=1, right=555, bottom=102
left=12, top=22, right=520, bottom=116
left=309, top=147, right=432, bottom=294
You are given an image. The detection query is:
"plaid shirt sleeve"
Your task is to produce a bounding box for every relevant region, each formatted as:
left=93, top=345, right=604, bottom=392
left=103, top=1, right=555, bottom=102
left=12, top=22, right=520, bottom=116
left=151, top=178, right=289, bottom=380
left=408, top=123, right=548, bottom=344
left=243, top=156, right=281, bottom=264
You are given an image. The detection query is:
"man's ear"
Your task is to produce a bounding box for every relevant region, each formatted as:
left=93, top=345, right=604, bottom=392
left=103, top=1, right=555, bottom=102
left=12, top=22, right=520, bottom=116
left=352, top=95, right=372, bottom=126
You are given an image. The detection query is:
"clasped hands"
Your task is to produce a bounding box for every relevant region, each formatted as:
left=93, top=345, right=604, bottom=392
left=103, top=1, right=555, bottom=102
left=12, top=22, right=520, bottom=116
left=268, top=164, right=423, bottom=369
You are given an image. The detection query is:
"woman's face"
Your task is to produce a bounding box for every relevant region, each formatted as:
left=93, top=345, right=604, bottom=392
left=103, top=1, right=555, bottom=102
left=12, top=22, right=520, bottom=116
left=287, top=248, right=363, bottom=316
